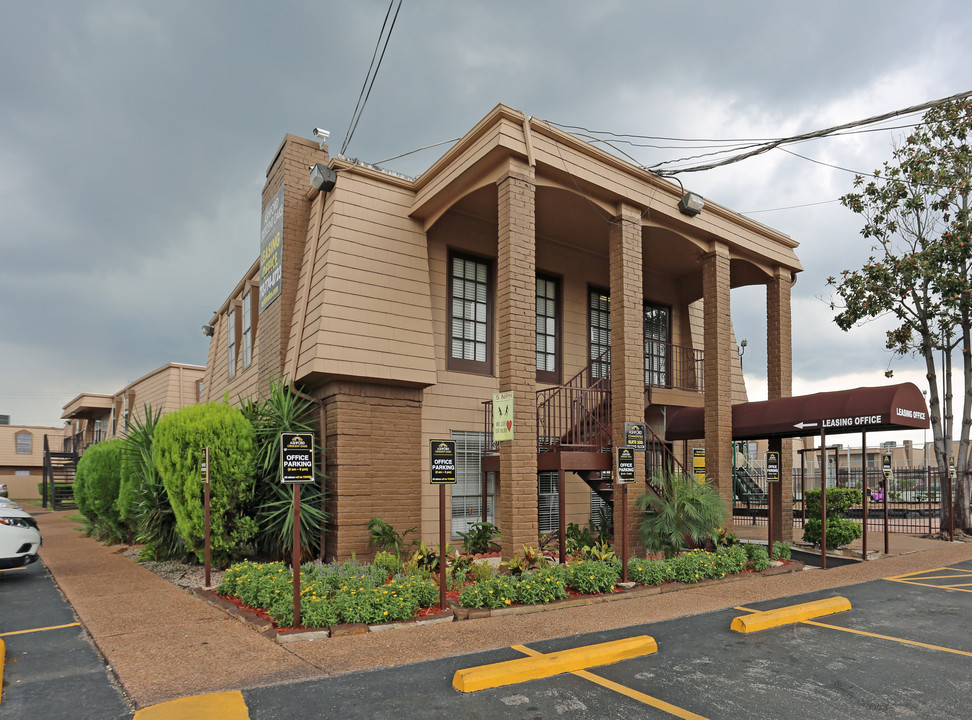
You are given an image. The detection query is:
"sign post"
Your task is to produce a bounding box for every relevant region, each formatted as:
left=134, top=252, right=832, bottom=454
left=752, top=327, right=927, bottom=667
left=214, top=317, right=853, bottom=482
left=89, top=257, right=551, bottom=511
left=765, top=451, right=779, bottom=557
left=202, top=447, right=211, bottom=588
left=616, top=446, right=636, bottom=582
left=882, top=451, right=893, bottom=554
left=281, top=432, right=315, bottom=628
left=430, top=440, right=457, bottom=613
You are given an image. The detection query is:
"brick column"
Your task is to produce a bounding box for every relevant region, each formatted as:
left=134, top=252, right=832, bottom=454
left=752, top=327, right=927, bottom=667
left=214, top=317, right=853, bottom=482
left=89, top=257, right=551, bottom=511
left=767, top=267, right=794, bottom=541
left=609, top=204, right=645, bottom=558
left=702, top=242, right=734, bottom=521
left=496, top=157, right=537, bottom=558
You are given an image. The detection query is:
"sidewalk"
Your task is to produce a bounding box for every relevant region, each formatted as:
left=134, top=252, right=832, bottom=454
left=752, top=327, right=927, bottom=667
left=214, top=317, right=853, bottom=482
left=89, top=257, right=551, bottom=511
left=30, top=503, right=972, bottom=710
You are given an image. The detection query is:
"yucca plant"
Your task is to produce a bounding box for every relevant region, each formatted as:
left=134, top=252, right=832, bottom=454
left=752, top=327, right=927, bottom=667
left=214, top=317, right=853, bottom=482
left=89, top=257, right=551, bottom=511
left=118, top=405, right=188, bottom=560
left=241, top=379, right=326, bottom=562
left=637, top=470, right=727, bottom=558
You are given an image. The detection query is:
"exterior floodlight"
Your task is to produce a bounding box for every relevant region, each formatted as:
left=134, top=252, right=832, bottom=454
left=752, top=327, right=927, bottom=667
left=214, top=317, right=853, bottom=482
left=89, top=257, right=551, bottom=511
left=310, top=163, right=337, bottom=192
left=202, top=324, right=215, bottom=337
left=678, top=191, right=704, bottom=217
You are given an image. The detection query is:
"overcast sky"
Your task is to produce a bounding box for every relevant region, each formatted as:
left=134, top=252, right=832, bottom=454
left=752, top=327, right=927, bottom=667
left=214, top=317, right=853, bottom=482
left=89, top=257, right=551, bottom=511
left=2, top=1, right=969, bottom=449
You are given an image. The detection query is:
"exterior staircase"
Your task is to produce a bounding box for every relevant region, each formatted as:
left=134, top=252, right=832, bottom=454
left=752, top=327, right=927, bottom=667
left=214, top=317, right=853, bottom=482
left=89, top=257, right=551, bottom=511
left=43, top=435, right=78, bottom=510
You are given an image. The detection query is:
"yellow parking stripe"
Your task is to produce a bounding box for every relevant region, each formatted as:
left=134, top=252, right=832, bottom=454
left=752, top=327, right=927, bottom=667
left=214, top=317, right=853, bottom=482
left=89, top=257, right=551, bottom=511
left=514, top=644, right=709, bottom=720
left=803, top=619, right=972, bottom=658
left=886, top=567, right=972, bottom=593
left=0, top=622, right=81, bottom=638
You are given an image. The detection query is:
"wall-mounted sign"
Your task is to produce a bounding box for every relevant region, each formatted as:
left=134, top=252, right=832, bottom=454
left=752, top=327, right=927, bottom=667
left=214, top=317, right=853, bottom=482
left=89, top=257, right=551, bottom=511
left=624, top=422, right=647, bottom=450
left=259, top=185, right=285, bottom=313
left=765, top=451, right=780, bottom=483
left=882, top=452, right=893, bottom=482
left=430, top=439, right=457, bottom=484
left=693, top=448, right=706, bottom=483
left=280, top=432, right=315, bottom=484
left=492, top=392, right=514, bottom=441
left=949, top=456, right=956, bottom=480
left=616, top=447, right=636, bottom=484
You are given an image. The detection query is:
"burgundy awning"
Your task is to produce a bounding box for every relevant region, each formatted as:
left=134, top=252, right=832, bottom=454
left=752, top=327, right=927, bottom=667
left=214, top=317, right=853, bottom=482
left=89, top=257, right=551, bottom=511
left=666, top=383, right=929, bottom=441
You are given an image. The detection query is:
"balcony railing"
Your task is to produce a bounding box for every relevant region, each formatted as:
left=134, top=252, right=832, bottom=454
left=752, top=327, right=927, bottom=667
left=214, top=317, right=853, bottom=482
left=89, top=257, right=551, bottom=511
left=645, top=341, right=704, bottom=392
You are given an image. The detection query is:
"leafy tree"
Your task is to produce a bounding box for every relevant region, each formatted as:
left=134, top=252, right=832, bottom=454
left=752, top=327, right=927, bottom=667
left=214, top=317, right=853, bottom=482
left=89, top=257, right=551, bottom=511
left=829, top=98, right=972, bottom=533
left=153, top=401, right=257, bottom=565
left=636, top=471, right=727, bottom=558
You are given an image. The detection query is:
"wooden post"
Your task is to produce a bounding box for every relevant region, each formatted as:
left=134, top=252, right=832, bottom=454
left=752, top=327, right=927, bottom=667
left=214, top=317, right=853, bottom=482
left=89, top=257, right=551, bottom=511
left=861, top=432, right=867, bottom=561
left=203, top=446, right=211, bottom=588
left=820, top=430, right=827, bottom=570
left=292, top=484, right=302, bottom=628
left=439, top=483, right=447, bottom=612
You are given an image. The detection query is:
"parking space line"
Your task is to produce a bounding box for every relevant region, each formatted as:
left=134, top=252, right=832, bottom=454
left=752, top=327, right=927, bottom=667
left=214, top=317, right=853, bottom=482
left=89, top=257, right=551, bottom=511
left=0, top=621, right=81, bottom=638
left=885, top=567, right=972, bottom=593
left=512, top=645, right=709, bottom=719
left=802, top=619, right=972, bottom=658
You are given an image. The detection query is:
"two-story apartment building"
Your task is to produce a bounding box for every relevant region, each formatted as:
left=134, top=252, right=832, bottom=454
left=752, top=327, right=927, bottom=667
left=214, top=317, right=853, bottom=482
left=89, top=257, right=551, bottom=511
left=202, top=104, right=802, bottom=561
left=0, top=421, right=68, bottom=499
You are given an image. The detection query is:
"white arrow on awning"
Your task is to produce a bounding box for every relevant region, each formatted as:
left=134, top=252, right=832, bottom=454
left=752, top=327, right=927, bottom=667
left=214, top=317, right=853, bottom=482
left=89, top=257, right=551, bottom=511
left=794, top=421, right=819, bottom=430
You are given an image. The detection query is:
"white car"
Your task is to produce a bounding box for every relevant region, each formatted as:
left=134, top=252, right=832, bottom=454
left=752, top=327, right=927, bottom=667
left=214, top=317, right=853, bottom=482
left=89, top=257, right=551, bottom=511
left=0, top=505, right=41, bottom=569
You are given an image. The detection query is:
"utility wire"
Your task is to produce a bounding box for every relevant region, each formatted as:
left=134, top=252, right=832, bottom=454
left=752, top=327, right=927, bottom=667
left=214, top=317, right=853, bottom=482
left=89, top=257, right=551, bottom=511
left=340, top=0, right=403, bottom=156
left=650, top=91, right=972, bottom=175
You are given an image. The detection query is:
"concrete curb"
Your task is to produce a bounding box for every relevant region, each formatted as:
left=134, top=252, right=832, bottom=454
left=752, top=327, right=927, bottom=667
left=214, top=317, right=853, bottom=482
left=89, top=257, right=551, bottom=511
left=730, top=596, right=852, bottom=633
left=452, top=635, right=658, bottom=692
left=1, top=637, right=5, bottom=706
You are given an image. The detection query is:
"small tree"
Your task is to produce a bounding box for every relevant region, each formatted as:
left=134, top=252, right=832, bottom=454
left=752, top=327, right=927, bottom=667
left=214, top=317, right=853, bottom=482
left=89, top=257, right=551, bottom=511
left=829, top=98, right=972, bottom=534
left=637, top=471, right=727, bottom=558
left=154, top=401, right=257, bottom=565
left=801, top=488, right=863, bottom=550
left=73, top=439, right=127, bottom=543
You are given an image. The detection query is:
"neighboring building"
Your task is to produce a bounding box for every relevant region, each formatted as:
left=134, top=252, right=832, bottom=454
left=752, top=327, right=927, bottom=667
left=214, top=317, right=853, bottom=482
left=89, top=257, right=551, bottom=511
left=0, top=422, right=69, bottom=499
left=202, top=104, right=801, bottom=561
left=61, top=362, right=206, bottom=453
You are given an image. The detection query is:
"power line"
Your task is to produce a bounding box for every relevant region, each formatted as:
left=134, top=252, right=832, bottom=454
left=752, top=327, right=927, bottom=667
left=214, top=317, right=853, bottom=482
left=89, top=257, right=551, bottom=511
left=340, top=0, right=403, bottom=156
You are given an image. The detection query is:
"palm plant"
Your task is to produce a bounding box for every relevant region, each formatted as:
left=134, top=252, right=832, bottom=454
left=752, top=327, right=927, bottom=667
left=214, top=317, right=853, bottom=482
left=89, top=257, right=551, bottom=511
left=637, top=470, right=727, bottom=558
left=241, top=379, right=326, bottom=562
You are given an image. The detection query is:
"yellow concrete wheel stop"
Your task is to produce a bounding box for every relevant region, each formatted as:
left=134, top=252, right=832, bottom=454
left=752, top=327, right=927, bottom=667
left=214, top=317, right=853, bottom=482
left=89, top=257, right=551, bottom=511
left=453, top=635, right=657, bottom=693
left=731, top=596, right=852, bottom=633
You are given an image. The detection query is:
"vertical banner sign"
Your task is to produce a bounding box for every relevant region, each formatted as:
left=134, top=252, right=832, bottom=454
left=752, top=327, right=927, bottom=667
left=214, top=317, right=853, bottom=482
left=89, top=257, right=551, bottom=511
left=492, top=392, right=514, bottom=441
left=882, top=452, right=893, bottom=482
left=693, top=448, right=706, bottom=483
left=765, top=452, right=780, bottom=483
left=616, top=447, right=636, bottom=484
left=280, top=432, right=315, bottom=484
left=624, top=422, right=647, bottom=450
left=259, top=185, right=285, bottom=313
left=430, top=440, right=457, bottom=484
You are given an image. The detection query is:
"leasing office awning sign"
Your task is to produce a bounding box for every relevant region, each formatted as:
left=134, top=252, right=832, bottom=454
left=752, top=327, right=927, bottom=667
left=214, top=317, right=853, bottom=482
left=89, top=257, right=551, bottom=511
left=260, top=185, right=285, bottom=313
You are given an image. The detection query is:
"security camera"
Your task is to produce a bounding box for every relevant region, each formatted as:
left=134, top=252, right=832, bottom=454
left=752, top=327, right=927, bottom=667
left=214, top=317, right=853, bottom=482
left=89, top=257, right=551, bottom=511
left=313, top=128, right=330, bottom=141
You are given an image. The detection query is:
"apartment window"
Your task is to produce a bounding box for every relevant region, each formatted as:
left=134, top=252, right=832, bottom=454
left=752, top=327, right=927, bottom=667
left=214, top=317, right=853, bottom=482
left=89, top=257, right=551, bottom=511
left=644, top=302, right=671, bottom=387
left=536, top=274, right=560, bottom=383
left=538, top=471, right=559, bottom=534
left=15, top=431, right=32, bottom=454
left=196, top=379, right=205, bottom=403
left=15, top=470, right=30, bottom=476
left=589, top=289, right=611, bottom=380
left=227, top=307, right=237, bottom=380
left=448, top=253, right=492, bottom=373
left=451, top=431, right=495, bottom=537
left=242, top=291, right=253, bottom=369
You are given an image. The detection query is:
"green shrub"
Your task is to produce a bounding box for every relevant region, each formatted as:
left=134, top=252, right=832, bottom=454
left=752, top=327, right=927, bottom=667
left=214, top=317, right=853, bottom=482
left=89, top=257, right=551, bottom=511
left=668, top=549, right=718, bottom=583
left=457, top=521, right=501, bottom=555
left=745, top=544, right=770, bottom=571
left=802, top=488, right=863, bottom=549
left=240, top=380, right=326, bottom=562
left=713, top=544, right=748, bottom=577
left=372, top=551, right=402, bottom=578
left=627, top=558, right=673, bottom=586
left=564, top=559, right=619, bottom=594
left=637, top=471, right=728, bottom=558
left=457, top=575, right=517, bottom=609
left=73, top=439, right=127, bottom=543
left=514, top=567, right=568, bottom=604
left=469, top=560, right=495, bottom=583
left=366, top=517, right=416, bottom=557
left=154, top=401, right=257, bottom=566
left=772, top=541, right=791, bottom=561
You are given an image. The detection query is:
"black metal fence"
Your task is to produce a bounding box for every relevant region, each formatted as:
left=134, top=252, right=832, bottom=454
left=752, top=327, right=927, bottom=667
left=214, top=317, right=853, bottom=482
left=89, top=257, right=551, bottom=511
left=734, top=467, right=948, bottom=535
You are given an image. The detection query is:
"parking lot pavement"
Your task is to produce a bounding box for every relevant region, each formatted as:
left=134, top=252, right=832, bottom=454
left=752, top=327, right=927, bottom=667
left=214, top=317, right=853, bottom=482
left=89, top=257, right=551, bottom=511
left=0, top=560, right=132, bottom=719
left=239, top=560, right=972, bottom=719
